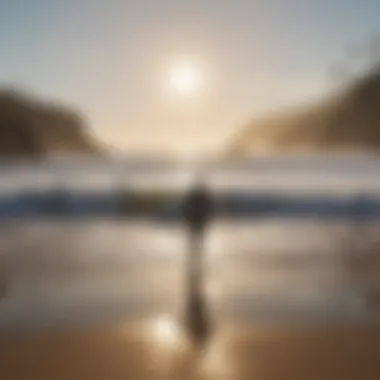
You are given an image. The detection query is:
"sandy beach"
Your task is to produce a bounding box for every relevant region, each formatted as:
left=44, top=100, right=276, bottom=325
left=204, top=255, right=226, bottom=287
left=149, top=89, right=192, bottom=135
left=1, top=320, right=380, bottom=380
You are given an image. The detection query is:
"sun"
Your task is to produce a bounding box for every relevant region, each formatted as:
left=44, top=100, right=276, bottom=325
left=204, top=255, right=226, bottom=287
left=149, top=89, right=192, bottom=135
left=168, top=61, right=202, bottom=95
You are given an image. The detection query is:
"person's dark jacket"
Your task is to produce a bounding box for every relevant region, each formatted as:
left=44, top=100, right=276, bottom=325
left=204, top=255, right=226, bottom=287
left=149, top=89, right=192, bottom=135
left=183, top=186, right=213, bottom=231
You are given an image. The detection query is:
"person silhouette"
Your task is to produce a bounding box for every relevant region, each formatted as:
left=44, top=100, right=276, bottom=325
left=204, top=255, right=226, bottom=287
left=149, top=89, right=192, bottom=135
left=182, top=179, right=213, bottom=343
left=183, top=179, right=213, bottom=235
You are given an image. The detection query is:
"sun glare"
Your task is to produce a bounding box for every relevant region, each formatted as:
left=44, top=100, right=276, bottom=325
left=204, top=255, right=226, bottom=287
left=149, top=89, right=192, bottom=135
left=151, top=314, right=181, bottom=346
left=169, top=61, right=202, bottom=95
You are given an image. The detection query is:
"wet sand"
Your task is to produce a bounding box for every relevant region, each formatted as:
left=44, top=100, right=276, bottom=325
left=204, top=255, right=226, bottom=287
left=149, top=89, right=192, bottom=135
left=1, top=220, right=380, bottom=379
left=1, top=321, right=380, bottom=380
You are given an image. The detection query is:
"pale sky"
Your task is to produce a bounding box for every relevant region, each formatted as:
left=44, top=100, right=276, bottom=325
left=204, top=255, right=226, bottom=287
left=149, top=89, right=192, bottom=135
left=0, top=0, right=379, bottom=155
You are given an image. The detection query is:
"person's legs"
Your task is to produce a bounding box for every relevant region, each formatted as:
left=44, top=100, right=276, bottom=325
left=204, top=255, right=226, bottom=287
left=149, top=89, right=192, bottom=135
left=188, top=227, right=205, bottom=290
left=184, top=226, right=210, bottom=343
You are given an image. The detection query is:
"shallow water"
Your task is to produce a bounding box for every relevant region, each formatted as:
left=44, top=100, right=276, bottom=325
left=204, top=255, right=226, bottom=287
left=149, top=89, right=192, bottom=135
left=0, top=219, right=379, bottom=329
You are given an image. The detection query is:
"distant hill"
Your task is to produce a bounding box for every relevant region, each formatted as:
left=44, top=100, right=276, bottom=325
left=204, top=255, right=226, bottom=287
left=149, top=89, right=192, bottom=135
left=0, top=90, right=101, bottom=158
left=229, top=67, right=380, bottom=155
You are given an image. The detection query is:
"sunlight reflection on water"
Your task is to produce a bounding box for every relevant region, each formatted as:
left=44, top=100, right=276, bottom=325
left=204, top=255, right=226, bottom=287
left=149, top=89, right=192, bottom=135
left=150, top=314, right=183, bottom=347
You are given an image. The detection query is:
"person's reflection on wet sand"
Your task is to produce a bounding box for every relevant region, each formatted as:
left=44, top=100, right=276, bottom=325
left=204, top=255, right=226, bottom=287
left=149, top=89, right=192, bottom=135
left=182, top=179, right=214, bottom=345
